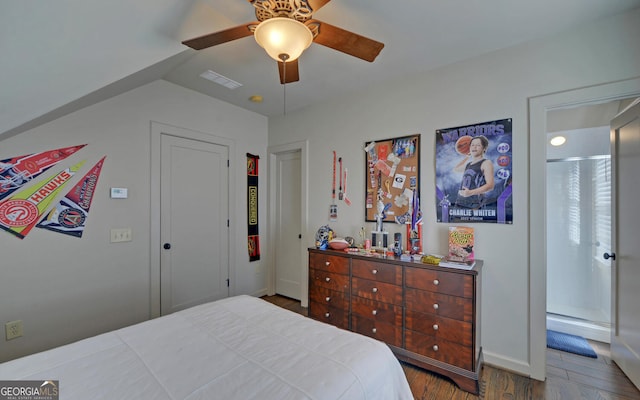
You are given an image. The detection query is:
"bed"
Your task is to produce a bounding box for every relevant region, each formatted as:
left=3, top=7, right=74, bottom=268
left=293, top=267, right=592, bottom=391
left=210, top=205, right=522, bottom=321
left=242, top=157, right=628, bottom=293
left=0, top=295, right=413, bottom=399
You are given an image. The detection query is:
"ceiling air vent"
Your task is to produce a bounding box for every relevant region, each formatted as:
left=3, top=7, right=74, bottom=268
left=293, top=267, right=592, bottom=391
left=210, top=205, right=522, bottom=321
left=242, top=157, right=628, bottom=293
left=200, top=70, right=242, bottom=90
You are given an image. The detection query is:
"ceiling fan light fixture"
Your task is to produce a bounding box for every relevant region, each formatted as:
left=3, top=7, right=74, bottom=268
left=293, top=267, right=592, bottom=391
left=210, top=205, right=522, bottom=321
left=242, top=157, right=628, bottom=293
left=254, top=17, right=313, bottom=62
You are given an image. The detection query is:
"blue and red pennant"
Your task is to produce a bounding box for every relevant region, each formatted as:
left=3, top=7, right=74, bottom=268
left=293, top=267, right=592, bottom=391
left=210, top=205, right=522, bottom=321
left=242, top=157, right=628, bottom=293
left=37, top=156, right=106, bottom=237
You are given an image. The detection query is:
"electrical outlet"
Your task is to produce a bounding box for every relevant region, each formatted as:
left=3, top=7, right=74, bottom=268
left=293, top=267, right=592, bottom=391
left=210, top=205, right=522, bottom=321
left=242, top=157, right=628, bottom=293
left=5, top=320, right=23, bottom=340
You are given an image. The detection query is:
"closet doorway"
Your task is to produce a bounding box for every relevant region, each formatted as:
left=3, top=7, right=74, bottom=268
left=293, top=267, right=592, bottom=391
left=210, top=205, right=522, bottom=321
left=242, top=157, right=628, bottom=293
left=268, top=141, right=309, bottom=306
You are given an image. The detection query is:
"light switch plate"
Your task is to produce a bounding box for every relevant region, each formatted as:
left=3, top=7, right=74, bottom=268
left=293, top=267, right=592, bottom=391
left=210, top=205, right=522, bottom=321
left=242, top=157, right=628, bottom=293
left=110, top=228, right=132, bottom=243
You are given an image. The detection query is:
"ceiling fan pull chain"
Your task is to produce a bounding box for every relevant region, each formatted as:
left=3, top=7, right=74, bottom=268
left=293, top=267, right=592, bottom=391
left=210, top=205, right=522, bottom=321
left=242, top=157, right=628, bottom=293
left=279, top=54, right=289, bottom=115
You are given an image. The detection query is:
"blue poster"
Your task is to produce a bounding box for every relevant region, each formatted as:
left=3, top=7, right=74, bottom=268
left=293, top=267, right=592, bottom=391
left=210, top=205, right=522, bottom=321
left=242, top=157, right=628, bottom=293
left=435, top=118, right=513, bottom=224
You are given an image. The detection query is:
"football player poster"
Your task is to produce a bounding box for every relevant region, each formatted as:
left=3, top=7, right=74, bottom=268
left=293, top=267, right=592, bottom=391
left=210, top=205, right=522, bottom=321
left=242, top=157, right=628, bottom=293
left=435, top=118, right=513, bottom=224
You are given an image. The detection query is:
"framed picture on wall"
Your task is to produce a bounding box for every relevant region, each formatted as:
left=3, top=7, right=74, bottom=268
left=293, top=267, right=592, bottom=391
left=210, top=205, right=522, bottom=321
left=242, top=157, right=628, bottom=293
left=435, top=118, right=513, bottom=224
left=364, top=134, right=420, bottom=224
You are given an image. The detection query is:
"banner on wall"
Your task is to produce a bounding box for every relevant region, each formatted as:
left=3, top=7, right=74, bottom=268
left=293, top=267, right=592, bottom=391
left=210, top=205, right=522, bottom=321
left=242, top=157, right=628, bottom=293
left=36, top=156, right=106, bottom=237
left=0, top=160, right=86, bottom=239
left=0, top=144, right=86, bottom=201
left=247, top=153, right=260, bottom=261
left=435, top=118, right=513, bottom=224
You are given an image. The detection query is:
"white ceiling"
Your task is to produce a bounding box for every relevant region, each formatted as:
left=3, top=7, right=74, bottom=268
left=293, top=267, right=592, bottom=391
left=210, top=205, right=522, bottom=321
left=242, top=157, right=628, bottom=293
left=2, top=0, right=640, bottom=138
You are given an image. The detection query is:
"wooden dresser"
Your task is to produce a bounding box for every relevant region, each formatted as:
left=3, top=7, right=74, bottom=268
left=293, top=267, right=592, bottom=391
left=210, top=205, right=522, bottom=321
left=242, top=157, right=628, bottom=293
left=308, top=248, right=483, bottom=394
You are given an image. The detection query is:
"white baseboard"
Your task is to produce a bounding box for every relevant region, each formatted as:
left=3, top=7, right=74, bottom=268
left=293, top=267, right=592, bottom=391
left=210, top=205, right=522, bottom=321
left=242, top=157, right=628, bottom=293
left=482, top=350, right=534, bottom=379
left=251, top=288, right=269, bottom=298
left=546, top=315, right=610, bottom=343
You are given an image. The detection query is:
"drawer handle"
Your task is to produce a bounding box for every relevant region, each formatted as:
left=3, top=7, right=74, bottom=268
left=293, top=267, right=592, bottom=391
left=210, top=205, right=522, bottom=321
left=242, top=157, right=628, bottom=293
left=325, top=277, right=331, bottom=282
left=325, top=296, right=331, bottom=302
left=372, top=328, right=377, bottom=334
left=325, top=261, right=330, bottom=266
left=433, top=345, right=439, bottom=351
left=325, top=312, right=330, bottom=318
left=372, top=310, right=378, bottom=316
left=433, top=324, right=439, bottom=331
left=433, top=279, right=439, bottom=286
left=433, top=303, right=439, bottom=310
left=372, top=287, right=378, bottom=293
left=372, top=269, right=378, bottom=275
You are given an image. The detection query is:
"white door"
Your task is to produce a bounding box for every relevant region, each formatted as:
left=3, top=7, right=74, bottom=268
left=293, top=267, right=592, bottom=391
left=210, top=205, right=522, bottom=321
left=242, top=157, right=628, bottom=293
left=275, top=150, right=302, bottom=299
left=610, top=100, right=640, bottom=389
left=160, top=134, right=229, bottom=315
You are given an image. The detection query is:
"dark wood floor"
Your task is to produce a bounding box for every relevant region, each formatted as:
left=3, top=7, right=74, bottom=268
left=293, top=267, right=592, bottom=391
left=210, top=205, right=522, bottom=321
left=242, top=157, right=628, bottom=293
left=261, top=295, right=640, bottom=400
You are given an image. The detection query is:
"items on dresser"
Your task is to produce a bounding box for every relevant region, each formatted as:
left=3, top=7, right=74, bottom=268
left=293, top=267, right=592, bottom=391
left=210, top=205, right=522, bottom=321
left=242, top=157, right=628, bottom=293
left=308, top=248, right=483, bottom=394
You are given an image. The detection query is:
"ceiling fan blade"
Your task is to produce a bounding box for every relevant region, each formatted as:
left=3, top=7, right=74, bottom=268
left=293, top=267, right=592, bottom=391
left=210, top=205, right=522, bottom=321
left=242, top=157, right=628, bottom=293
left=308, top=19, right=384, bottom=62
left=278, top=59, right=300, bottom=84
left=182, top=22, right=257, bottom=50
left=308, top=0, right=331, bottom=12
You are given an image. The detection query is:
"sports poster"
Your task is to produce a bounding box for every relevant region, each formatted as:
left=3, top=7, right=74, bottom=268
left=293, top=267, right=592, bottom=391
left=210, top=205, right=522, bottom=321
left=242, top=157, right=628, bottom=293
left=435, top=119, right=513, bottom=224
left=0, top=144, right=86, bottom=201
left=0, top=160, right=86, bottom=239
left=37, top=156, right=106, bottom=237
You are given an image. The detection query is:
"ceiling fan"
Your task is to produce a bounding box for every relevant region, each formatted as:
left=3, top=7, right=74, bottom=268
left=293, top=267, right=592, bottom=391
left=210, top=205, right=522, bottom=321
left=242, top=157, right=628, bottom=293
left=182, top=0, right=384, bottom=84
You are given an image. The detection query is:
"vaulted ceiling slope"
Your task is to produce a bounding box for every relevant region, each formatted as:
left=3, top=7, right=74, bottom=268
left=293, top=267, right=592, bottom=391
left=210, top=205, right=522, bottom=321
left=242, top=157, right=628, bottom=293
left=2, top=0, right=640, bottom=138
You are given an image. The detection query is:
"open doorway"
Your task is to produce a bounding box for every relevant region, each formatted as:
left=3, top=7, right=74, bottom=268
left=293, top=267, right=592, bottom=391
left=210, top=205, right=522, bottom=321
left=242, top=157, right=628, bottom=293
left=528, top=77, right=640, bottom=381
left=267, top=140, right=309, bottom=307
left=545, top=104, right=620, bottom=342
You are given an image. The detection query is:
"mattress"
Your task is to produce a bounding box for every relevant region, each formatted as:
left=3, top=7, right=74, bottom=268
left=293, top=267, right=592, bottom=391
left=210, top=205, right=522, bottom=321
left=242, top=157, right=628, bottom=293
left=0, top=295, right=413, bottom=399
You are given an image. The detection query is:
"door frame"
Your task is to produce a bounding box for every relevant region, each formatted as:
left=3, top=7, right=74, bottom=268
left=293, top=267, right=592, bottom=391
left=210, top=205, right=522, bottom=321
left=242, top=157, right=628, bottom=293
left=267, top=140, right=309, bottom=306
left=528, top=77, right=640, bottom=380
left=610, top=100, right=640, bottom=389
left=150, top=121, right=236, bottom=318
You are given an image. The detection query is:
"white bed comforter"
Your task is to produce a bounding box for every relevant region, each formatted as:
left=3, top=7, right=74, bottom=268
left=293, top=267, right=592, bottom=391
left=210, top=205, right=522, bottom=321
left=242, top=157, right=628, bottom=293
left=0, top=295, right=413, bottom=399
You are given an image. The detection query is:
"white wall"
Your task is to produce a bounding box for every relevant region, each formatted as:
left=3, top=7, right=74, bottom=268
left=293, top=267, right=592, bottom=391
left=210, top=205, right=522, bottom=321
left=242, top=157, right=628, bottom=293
left=0, top=80, right=268, bottom=362
left=268, top=8, right=640, bottom=375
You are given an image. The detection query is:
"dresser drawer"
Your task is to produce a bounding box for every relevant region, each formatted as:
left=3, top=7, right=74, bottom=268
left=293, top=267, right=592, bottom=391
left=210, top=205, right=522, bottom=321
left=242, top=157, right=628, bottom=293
left=309, top=301, right=349, bottom=329
left=405, top=287, right=473, bottom=322
left=405, top=266, right=474, bottom=298
left=352, top=315, right=402, bottom=347
left=351, top=296, right=402, bottom=326
left=352, top=259, right=402, bottom=285
left=309, top=286, right=349, bottom=310
left=405, top=329, right=473, bottom=370
left=405, top=309, right=472, bottom=347
left=352, top=277, right=403, bottom=305
left=310, top=269, right=350, bottom=293
left=309, top=253, right=350, bottom=274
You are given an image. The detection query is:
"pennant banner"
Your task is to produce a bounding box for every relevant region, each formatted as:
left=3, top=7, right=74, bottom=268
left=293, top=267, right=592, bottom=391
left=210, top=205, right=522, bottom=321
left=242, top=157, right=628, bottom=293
left=0, top=160, right=86, bottom=239
left=0, top=144, right=86, bottom=201
left=37, top=156, right=106, bottom=238
left=247, top=153, right=260, bottom=262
